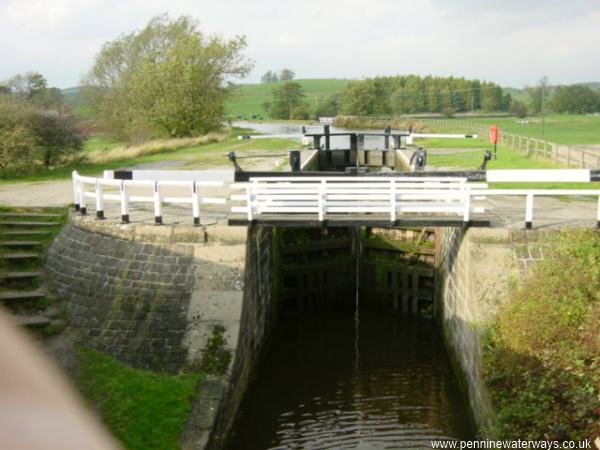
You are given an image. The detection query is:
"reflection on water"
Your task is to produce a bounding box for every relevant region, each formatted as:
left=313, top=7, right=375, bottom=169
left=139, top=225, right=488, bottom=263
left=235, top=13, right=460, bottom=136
left=229, top=312, right=473, bottom=449
left=232, top=121, right=403, bottom=151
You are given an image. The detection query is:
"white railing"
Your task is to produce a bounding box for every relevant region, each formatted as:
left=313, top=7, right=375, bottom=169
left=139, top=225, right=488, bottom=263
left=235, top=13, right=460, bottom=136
left=231, top=177, right=487, bottom=223
left=72, top=169, right=600, bottom=228
left=230, top=171, right=600, bottom=228
left=72, top=170, right=227, bottom=225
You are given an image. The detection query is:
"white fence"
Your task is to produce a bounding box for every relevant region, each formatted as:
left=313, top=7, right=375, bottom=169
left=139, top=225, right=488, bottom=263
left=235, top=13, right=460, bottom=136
left=73, top=169, right=600, bottom=228
left=72, top=171, right=227, bottom=224
left=231, top=177, right=487, bottom=222
left=230, top=170, right=600, bottom=228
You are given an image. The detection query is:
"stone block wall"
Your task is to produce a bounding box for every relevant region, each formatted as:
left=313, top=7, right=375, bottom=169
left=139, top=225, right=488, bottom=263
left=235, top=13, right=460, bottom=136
left=207, top=225, right=278, bottom=449
left=47, top=223, right=195, bottom=371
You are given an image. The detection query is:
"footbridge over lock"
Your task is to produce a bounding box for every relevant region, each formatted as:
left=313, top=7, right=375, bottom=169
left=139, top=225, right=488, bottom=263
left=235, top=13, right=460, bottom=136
left=72, top=168, right=600, bottom=230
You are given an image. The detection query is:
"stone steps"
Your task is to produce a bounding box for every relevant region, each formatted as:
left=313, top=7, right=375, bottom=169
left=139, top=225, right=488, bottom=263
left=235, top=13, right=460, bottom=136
left=0, top=221, right=60, bottom=227
left=13, top=315, right=51, bottom=327
left=0, top=270, right=43, bottom=280
left=0, top=289, right=46, bottom=301
left=0, top=212, right=62, bottom=218
left=0, top=240, right=42, bottom=247
left=0, top=252, right=40, bottom=260
left=0, top=230, right=54, bottom=237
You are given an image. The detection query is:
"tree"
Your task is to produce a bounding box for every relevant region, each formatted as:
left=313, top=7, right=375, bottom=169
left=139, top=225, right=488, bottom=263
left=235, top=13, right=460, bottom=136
left=0, top=96, right=82, bottom=171
left=510, top=99, right=529, bottom=118
left=526, top=76, right=549, bottom=114
left=261, top=71, right=278, bottom=83
left=551, top=85, right=599, bottom=114
left=270, top=81, right=306, bottom=119
left=315, top=93, right=340, bottom=117
left=82, top=14, right=252, bottom=141
left=279, top=68, right=295, bottom=81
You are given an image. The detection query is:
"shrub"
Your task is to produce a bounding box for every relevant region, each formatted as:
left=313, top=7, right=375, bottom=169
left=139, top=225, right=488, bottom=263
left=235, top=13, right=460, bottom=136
left=483, top=230, right=600, bottom=440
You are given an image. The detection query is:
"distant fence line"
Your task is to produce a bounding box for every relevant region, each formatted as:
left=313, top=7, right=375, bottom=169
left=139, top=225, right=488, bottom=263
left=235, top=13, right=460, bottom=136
left=335, top=116, right=600, bottom=170
left=420, top=119, right=600, bottom=170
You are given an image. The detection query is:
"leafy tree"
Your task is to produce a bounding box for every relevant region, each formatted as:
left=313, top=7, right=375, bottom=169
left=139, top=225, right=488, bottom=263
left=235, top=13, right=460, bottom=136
left=551, top=85, right=599, bottom=114
left=315, top=93, right=340, bottom=117
left=82, top=14, right=252, bottom=141
left=526, top=76, right=549, bottom=114
left=279, top=68, right=295, bottom=81
left=510, top=99, right=529, bottom=118
left=339, top=75, right=509, bottom=116
left=270, top=81, right=306, bottom=119
left=261, top=70, right=278, bottom=83
left=2, top=72, right=64, bottom=110
left=339, top=80, right=379, bottom=116
left=0, top=96, right=82, bottom=171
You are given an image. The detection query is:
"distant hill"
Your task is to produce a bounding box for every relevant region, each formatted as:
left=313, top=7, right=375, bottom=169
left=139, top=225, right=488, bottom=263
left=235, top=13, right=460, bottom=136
left=225, top=78, right=350, bottom=118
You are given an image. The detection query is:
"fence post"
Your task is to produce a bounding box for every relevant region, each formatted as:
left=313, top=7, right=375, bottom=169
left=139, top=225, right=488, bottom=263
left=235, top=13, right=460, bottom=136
left=553, top=143, right=558, bottom=163
left=153, top=181, right=162, bottom=225
left=120, top=180, right=129, bottom=224
left=318, top=180, right=326, bottom=221
left=245, top=185, right=253, bottom=221
left=95, top=180, right=104, bottom=219
left=192, top=182, right=201, bottom=226
left=463, top=186, right=471, bottom=223
left=390, top=179, right=396, bottom=222
left=580, top=150, right=585, bottom=168
left=72, top=171, right=80, bottom=211
left=525, top=194, right=534, bottom=229
left=78, top=180, right=87, bottom=216
left=534, top=140, right=539, bottom=159
left=567, top=146, right=571, bottom=166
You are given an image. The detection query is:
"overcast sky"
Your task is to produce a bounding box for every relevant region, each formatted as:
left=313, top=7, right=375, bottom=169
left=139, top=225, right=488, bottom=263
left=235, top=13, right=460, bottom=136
left=1, top=0, right=599, bottom=89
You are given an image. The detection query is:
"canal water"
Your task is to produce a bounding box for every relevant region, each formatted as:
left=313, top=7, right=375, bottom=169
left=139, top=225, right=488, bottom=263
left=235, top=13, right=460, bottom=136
left=229, top=312, right=474, bottom=449
left=232, top=121, right=397, bottom=151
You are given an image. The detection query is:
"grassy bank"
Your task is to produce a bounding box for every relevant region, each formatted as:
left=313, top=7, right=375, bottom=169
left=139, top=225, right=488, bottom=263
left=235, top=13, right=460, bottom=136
left=333, top=114, right=600, bottom=145
left=0, top=129, right=299, bottom=183
left=226, top=78, right=349, bottom=117
left=483, top=230, right=600, bottom=440
left=77, top=348, right=202, bottom=450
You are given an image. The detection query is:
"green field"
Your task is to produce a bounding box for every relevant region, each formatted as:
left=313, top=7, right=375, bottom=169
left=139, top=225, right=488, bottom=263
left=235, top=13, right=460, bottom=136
left=225, top=78, right=350, bottom=117
left=426, top=114, right=600, bottom=145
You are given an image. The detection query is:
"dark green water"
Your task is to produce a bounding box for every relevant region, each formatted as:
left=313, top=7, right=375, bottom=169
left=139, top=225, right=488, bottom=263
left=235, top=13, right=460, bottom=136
left=229, top=312, right=474, bottom=449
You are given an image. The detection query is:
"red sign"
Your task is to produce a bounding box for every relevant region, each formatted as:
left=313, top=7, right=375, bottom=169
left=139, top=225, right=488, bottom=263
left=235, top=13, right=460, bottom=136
left=489, top=125, right=498, bottom=144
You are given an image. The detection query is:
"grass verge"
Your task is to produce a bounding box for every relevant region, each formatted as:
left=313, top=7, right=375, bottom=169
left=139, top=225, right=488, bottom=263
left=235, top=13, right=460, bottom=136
left=482, top=230, right=600, bottom=440
left=76, top=348, right=202, bottom=450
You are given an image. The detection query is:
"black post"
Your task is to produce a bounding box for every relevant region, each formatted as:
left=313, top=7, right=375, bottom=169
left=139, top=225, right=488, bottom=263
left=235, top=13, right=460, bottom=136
left=289, top=150, right=301, bottom=172
left=324, top=125, right=330, bottom=150
left=494, top=141, right=497, bottom=160
left=313, top=135, right=320, bottom=150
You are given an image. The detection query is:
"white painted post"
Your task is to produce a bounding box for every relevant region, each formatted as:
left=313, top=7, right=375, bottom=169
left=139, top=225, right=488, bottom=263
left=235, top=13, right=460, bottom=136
left=72, top=171, right=80, bottom=210
left=463, top=186, right=471, bottom=223
left=525, top=194, right=534, bottom=229
left=318, top=180, right=326, bottom=221
left=120, top=180, right=129, bottom=223
left=390, top=179, right=396, bottom=222
left=78, top=179, right=87, bottom=215
left=95, top=180, right=104, bottom=219
left=153, top=182, right=162, bottom=225
left=245, top=185, right=253, bottom=221
left=192, top=182, right=200, bottom=226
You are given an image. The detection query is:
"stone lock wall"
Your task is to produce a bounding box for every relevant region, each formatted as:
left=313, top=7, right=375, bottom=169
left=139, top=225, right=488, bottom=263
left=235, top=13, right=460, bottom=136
left=47, top=216, right=248, bottom=373
left=437, top=227, right=559, bottom=434
left=47, top=224, right=195, bottom=371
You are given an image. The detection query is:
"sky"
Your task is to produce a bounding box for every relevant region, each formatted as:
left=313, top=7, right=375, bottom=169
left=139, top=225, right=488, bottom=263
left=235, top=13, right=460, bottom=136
left=1, top=0, right=599, bottom=89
